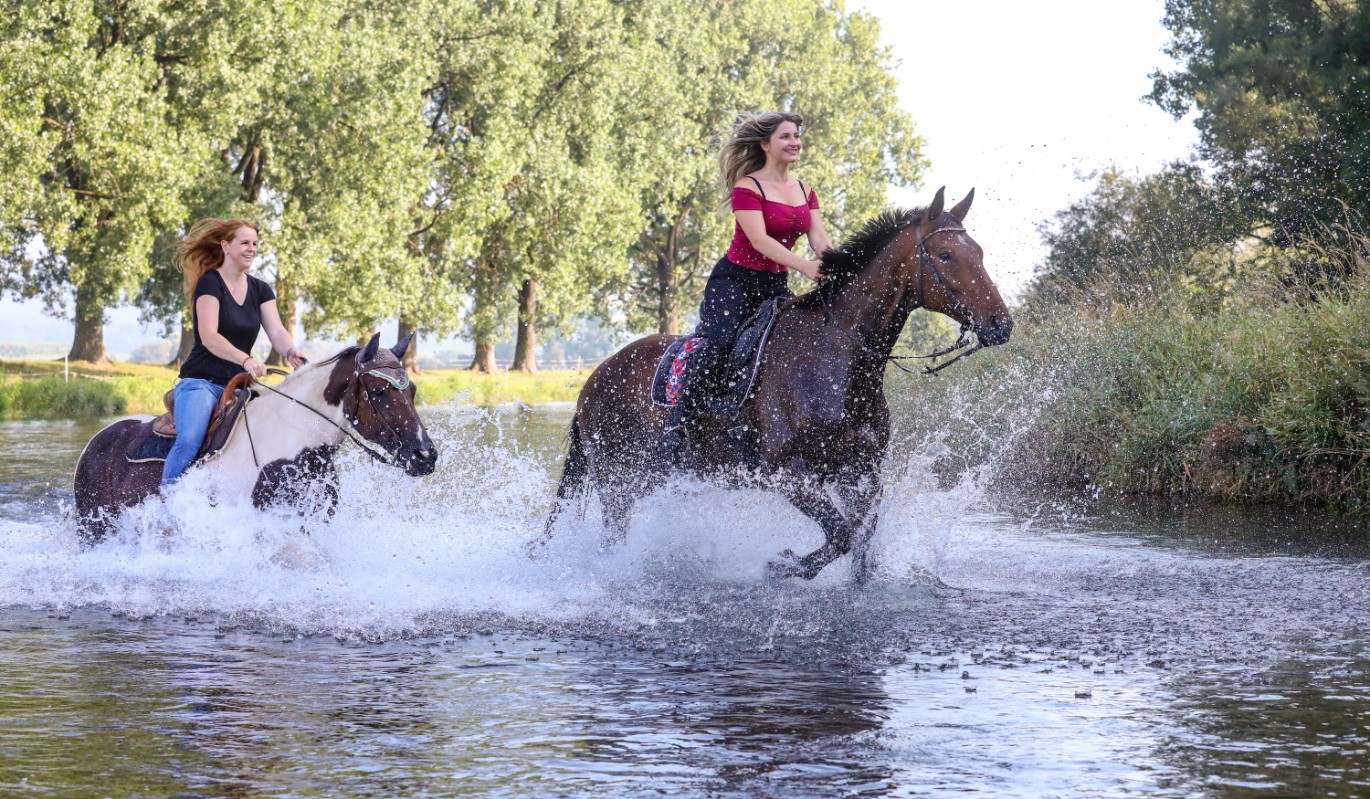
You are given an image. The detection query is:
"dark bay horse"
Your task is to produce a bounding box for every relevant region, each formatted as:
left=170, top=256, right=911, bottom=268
left=73, top=334, right=438, bottom=545
left=539, top=187, right=1012, bottom=580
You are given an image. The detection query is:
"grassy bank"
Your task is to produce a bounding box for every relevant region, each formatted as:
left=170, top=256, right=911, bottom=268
left=0, top=359, right=589, bottom=420
left=0, top=360, right=176, bottom=419
left=888, top=274, right=1369, bottom=510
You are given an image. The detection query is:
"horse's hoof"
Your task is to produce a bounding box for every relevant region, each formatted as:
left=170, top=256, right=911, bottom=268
left=767, top=550, right=824, bottom=580
left=766, top=558, right=803, bottom=580
left=270, top=542, right=321, bottom=571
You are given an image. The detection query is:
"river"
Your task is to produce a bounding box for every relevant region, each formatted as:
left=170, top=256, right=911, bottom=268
left=1, top=405, right=1367, bottom=798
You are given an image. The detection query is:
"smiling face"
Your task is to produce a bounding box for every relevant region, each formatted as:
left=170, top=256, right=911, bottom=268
left=760, top=121, right=803, bottom=166
left=219, top=226, right=258, bottom=272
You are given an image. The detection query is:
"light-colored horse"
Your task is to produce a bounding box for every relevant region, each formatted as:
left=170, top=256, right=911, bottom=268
left=73, top=334, right=437, bottom=545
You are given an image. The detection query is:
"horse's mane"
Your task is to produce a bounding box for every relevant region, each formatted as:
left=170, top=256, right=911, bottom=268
left=794, top=206, right=928, bottom=307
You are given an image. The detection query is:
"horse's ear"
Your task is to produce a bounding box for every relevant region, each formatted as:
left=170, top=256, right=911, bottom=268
left=360, top=332, right=381, bottom=364
left=391, top=332, right=415, bottom=360
left=926, top=186, right=946, bottom=223
left=950, top=188, right=975, bottom=222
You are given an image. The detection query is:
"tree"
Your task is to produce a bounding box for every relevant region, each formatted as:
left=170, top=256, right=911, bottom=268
left=1151, top=0, right=1370, bottom=244
left=0, top=1, right=245, bottom=362
left=620, top=0, right=927, bottom=335
left=1023, top=163, right=1250, bottom=309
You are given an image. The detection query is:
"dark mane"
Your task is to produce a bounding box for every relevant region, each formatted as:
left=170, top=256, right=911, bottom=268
left=796, top=206, right=927, bottom=305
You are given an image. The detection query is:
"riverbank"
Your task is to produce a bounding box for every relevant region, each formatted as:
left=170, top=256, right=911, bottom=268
left=889, top=272, right=1369, bottom=511
left=0, top=360, right=590, bottom=420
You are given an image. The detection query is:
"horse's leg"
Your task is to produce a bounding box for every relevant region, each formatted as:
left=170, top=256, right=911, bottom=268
left=835, top=472, right=882, bottom=585
left=768, top=473, right=855, bottom=580
left=598, top=482, right=636, bottom=551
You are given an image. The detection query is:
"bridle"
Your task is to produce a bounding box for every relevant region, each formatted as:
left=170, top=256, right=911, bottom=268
left=820, top=222, right=987, bottom=375
left=240, top=363, right=416, bottom=468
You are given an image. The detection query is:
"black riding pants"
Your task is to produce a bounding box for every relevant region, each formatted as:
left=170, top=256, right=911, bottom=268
left=695, top=257, right=793, bottom=348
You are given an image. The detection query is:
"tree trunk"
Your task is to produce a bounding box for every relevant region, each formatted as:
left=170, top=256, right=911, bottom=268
left=265, top=278, right=296, bottom=367
left=512, top=277, right=538, bottom=373
left=656, top=251, right=679, bottom=335
left=169, top=319, right=194, bottom=367
left=469, top=342, right=497, bottom=373
left=468, top=251, right=501, bottom=373
left=68, top=283, right=108, bottom=363
left=657, top=209, right=689, bottom=335
left=397, top=317, right=420, bottom=373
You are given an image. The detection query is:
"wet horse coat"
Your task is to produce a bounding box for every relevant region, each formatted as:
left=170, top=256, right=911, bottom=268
left=539, top=188, right=1013, bottom=580
left=73, top=335, right=437, bottom=545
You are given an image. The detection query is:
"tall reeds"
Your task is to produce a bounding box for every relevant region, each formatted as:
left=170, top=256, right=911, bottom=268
left=889, top=243, right=1370, bottom=510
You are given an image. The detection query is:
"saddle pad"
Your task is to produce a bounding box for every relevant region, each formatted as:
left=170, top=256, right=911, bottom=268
left=125, top=383, right=254, bottom=465
left=651, top=336, right=704, bottom=407
left=128, top=430, right=176, bottom=463
left=648, top=297, right=784, bottom=416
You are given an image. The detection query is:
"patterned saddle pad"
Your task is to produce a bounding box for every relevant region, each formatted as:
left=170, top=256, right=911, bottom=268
left=650, top=297, right=783, bottom=415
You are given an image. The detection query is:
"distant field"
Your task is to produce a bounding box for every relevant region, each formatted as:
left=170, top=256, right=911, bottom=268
left=0, top=359, right=589, bottom=420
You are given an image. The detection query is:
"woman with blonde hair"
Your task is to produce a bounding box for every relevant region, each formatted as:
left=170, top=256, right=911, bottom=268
left=660, top=110, right=832, bottom=460
left=162, top=218, right=304, bottom=485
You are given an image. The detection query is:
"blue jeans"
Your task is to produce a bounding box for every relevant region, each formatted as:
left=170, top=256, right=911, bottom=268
left=161, top=378, right=225, bottom=485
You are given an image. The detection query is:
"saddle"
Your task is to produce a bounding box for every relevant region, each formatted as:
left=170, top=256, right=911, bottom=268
left=651, top=296, right=784, bottom=417
left=128, top=373, right=256, bottom=464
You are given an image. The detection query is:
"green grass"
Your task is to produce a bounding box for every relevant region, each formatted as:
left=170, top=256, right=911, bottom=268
left=0, top=359, right=590, bottom=420
left=414, top=368, right=588, bottom=406
left=888, top=273, right=1370, bottom=510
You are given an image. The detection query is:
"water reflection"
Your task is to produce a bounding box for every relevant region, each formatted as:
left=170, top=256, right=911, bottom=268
left=0, top=609, right=897, bottom=798
left=3, top=414, right=1370, bottom=797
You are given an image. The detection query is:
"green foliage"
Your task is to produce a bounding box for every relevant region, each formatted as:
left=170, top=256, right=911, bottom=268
left=891, top=269, right=1370, bottom=509
left=616, top=0, right=926, bottom=334
left=413, top=369, right=588, bottom=407
left=1152, top=0, right=1370, bottom=244
left=0, top=358, right=176, bottom=418
left=1023, top=164, right=1250, bottom=309
left=1, top=0, right=922, bottom=360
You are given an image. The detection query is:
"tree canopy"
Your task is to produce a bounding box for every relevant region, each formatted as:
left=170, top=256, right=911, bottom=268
left=0, top=0, right=923, bottom=366
left=1029, top=0, right=1370, bottom=309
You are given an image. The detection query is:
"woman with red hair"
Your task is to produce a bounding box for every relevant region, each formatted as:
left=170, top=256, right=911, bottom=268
left=162, top=218, right=304, bottom=485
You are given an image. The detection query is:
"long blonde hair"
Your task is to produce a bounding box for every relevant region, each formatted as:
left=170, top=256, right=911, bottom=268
left=173, top=217, right=259, bottom=299
left=718, top=111, right=805, bottom=200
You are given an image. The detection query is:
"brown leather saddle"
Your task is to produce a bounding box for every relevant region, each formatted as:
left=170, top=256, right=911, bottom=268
left=130, top=373, right=256, bottom=464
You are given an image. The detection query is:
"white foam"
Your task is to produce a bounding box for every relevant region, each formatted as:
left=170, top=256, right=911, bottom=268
left=0, top=404, right=997, bottom=638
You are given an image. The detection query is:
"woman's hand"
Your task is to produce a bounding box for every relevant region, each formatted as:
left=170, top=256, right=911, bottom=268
left=241, top=355, right=267, bottom=379
left=285, top=347, right=306, bottom=368
left=793, top=259, right=825, bottom=281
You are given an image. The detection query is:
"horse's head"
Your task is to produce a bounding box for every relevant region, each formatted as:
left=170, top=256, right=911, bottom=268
left=324, top=333, right=438, bottom=476
left=911, top=187, right=1013, bottom=347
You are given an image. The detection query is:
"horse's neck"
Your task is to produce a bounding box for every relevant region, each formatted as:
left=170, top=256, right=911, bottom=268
left=226, top=368, right=347, bottom=465
left=826, top=245, right=922, bottom=362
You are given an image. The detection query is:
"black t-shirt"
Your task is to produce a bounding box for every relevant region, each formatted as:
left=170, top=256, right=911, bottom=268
left=179, top=271, right=277, bottom=385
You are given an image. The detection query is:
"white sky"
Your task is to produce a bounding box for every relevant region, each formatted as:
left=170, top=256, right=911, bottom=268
left=851, top=0, right=1198, bottom=297
left=2, top=0, right=1199, bottom=349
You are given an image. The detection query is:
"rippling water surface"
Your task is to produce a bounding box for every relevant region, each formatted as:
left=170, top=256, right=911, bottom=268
left=1, top=406, right=1367, bottom=798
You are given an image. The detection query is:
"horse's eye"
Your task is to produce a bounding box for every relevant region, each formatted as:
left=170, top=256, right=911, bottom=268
left=938, top=251, right=953, bottom=263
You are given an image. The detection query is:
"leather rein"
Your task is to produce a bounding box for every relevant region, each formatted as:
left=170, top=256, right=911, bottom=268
left=240, top=364, right=412, bottom=468
left=820, top=223, right=986, bottom=376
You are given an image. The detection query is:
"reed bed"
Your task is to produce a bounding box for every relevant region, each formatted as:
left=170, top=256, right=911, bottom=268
left=888, top=271, right=1370, bottom=510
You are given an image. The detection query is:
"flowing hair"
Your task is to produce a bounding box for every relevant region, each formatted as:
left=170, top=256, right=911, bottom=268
left=173, top=217, right=259, bottom=299
left=717, top=110, right=805, bottom=202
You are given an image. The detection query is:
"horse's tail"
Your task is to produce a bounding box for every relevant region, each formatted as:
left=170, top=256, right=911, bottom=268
left=529, top=417, right=590, bottom=556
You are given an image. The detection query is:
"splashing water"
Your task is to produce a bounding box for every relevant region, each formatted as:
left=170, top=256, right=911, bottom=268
left=0, top=404, right=989, bottom=648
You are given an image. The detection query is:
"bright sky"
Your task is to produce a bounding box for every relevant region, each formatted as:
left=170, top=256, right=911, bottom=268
left=851, top=0, right=1198, bottom=297
left=2, top=0, right=1199, bottom=349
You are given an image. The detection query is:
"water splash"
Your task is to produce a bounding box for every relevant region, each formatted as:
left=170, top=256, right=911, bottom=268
left=0, top=405, right=990, bottom=650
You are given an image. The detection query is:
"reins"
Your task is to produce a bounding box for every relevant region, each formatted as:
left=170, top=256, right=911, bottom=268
left=819, top=223, right=985, bottom=375
left=240, top=366, right=404, bottom=468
